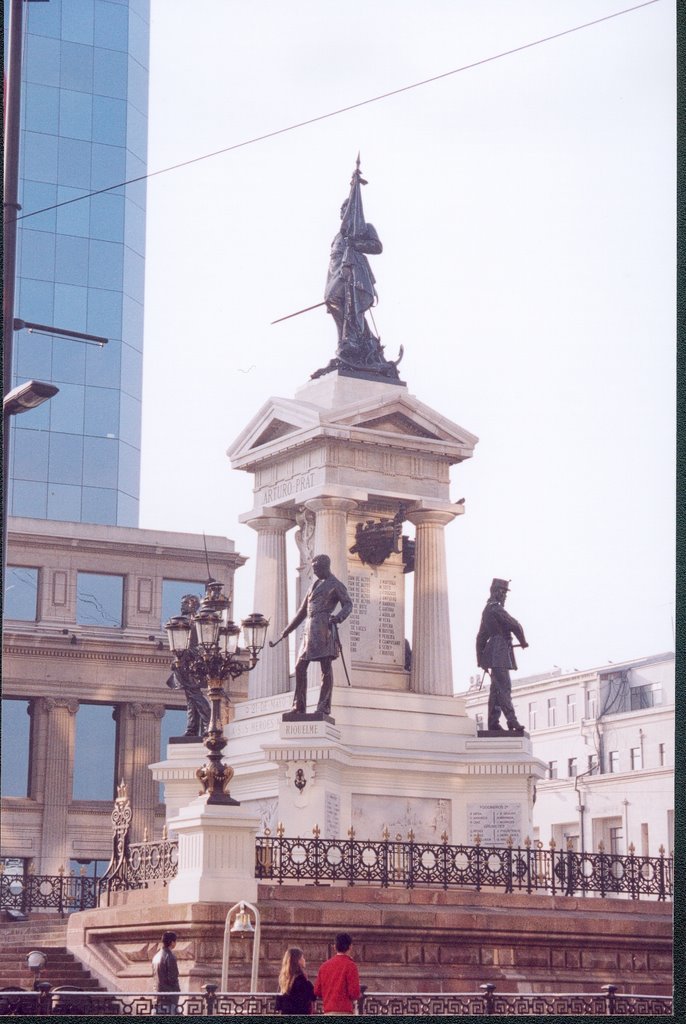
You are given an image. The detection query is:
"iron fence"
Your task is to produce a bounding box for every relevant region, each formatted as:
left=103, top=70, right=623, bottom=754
left=0, top=871, right=98, bottom=915
left=255, top=833, right=673, bottom=900
left=0, top=985, right=673, bottom=1016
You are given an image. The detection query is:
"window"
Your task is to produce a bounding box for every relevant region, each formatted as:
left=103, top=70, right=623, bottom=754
left=528, top=701, right=537, bottom=731
left=1, top=701, right=31, bottom=796
left=4, top=567, right=39, bottom=621
left=586, top=690, right=598, bottom=719
left=630, top=684, right=662, bottom=710
left=68, top=859, right=109, bottom=879
left=547, top=761, right=558, bottom=780
left=630, top=746, right=642, bottom=770
left=566, top=693, right=577, bottom=724
left=547, top=697, right=557, bottom=727
left=588, top=753, right=599, bottom=774
left=161, top=579, right=206, bottom=630
left=72, top=704, right=117, bottom=800
left=608, top=751, right=619, bottom=773
left=609, top=825, right=623, bottom=855
left=159, top=709, right=188, bottom=800
left=77, top=572, right=124, bottom=627
left=659, top=743, right=666, bottom=767
left=568, top=757, right=577, bottom=778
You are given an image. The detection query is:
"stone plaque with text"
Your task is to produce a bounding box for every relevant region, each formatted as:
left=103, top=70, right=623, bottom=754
left=347, top=563, right=405, bottom=666
left=467, top=803, right=522, bottom=845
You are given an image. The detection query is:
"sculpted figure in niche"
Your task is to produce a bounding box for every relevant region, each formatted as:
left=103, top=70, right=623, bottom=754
left=278, top=554, right=352, bottom=715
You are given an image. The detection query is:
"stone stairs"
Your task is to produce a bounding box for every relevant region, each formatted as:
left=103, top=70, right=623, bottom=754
left=0, top=913, right=103, bottom=991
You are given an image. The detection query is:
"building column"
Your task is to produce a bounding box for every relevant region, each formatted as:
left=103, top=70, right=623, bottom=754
left=407, top=508, right=458, bottom=696
left=119, top=702, right=166, bottom=842
left=245, top=511, right=295, bottom=699
left=305, top=497, right=358, bottom=695
left=35, top=697, right=79, bottom=874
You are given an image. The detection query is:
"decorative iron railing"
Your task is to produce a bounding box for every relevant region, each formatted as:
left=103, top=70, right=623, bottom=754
left=0, top=870, right=98, bottom=915
left=255, top=831, right=673, bottom=900
left=0, top=985, right=673, bottom=1017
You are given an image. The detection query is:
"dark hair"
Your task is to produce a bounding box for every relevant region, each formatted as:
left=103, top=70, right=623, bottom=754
left=335, top=933, right=352, bottom=953
left=162, top=931, right=177, bottom=947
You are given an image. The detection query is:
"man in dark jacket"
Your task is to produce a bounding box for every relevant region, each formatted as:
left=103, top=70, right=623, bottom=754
left=279, top=554, right=352, bottom=715
left=476, top=578, right=528, bottom=732
left=152, top=930, right=180, bottom=1014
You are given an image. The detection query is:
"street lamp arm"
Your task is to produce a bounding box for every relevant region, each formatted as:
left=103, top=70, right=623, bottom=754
left=14, top=318, right=108, bottom=347
left=3, top=379, right=59, bottom=417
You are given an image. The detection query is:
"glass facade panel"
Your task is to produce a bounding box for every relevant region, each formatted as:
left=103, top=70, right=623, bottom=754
left=72, top=704, right=116, bottom=800
left=24, top=83, right=59, bottom=133
left=118, top=440, right=140, bottom=496
left=94, top=47, right=128, bottom=98
left=49, top=384, right=85, bottom=433
left=23, top=131, right=59, bottom=183
left=49, top=433, right=84, bottom=485
left=84, top=386, right=120, bottom=437
left=17, top=278, right=55, bottom=325
left=90, top=193, right=125, bottom=242
left=56, top=186, right=91, bottom=236
left=12, top=481, right=48, bottom=518
left=14, top=331, right=53, bottom=385
left=47, top=482, right=82, bottom=520
left=1, top=701, right=31, bottom=796
left=20, top=229, right=56, bottom=281
left=58, top=137, right=92, bottom=189
left=81, top=486, right=118, bottom=524
left=77, top=572, right=124, bottom=627
left=161, top=580, right=206, bottom=629
left=83, top=436, right=119, bottom=488
left=55, top=234, right=89, bottom=285
left=53, top=285, right=89, bottom=338
left=59, top=41, right=94, bottom=93
left=25, top=33, right=61, bottom=86
left=10, top=0, right=149, bottom=526
left=62, top=0, right=95, bottom=45
left=4, top=568, right=39, bottom=621
left=59, top=89, right=94, bottom=142
left=13, top=428, right=49, bottom=481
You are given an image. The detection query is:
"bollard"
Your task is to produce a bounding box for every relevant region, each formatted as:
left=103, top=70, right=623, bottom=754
left=203, top=982, right=218, bottom=1016
left=479, top=983, right=496, bottom=1014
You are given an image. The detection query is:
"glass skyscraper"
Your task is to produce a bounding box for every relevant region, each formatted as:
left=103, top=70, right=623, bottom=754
left=8, top=0, right=150, bottom=526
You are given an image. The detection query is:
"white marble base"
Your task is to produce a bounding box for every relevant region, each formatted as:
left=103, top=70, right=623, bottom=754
left=167, top=796, right=260, bottom=905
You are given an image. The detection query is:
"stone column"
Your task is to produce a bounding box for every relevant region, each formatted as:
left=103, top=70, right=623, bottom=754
left=120, top=702, right=165, bottom=842
left=407, top=508, right=458, bottom=696
left=305, top=497, right=358, bottom=695
left=245, top=511, right=295, bottom=699
left=35, top=697, right=79, bottom=874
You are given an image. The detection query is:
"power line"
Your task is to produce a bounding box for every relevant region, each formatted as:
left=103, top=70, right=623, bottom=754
left=14, top=0, right=661, bottom=223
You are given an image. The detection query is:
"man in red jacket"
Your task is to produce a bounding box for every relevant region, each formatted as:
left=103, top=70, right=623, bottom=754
left=314, top=933, right=361, bottom=1014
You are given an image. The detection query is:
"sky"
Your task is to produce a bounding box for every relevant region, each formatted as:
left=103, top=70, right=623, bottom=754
left=138, top=0, right=675, bottom=691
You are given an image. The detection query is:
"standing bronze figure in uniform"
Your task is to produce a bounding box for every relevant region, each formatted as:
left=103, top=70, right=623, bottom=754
left=278, top=554, right=353, bottom=715
left=476, top=578, right=528, bottom=733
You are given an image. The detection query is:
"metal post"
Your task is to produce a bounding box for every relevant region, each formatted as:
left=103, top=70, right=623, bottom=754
left=2, top=0, right=24, bottom=568
left=203, top=983, right=218, bottom=1016
left=480, top=983, right=496, bottom=1014
left=602, top=984, right=617, bottom=1014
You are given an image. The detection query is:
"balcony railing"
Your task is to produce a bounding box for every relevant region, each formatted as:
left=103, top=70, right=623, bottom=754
left=0, top=984, right=673, bottom=1017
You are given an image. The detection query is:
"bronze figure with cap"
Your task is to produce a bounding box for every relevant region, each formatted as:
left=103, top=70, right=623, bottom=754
left=475, top=578, right=528, bottom=733
left=278, top=554, right=352, bottom=716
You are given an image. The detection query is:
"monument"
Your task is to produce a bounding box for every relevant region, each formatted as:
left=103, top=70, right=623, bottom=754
left=154, top=160, right=546, bottom=847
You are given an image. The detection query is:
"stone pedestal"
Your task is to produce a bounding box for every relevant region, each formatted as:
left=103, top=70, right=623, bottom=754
left=167, top=796, right=260, bottom=905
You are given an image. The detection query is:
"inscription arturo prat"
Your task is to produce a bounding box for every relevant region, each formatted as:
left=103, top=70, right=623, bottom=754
left=261, top=472, right=316, bottom=505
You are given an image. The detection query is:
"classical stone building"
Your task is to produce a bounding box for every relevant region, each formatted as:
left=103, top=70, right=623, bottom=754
left=1, top=516, right=246, bottom=875
left=461, top=652, right=674, bottom=857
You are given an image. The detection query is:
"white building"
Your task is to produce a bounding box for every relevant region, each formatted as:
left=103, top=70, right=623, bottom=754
left=461, top=652, right=674, bottom=857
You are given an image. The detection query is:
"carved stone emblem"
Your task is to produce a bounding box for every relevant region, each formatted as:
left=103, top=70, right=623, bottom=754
left=349, top=505, right=407, bottom=566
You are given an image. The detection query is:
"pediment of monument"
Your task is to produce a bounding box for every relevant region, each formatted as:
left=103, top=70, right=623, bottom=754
left=324, top=393, right=478, bottom=448
left=229, top=390, right=478, bottom=466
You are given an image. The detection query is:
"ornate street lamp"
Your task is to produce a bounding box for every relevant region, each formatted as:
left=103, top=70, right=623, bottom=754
left=164, top=581, right=268, bottom=805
